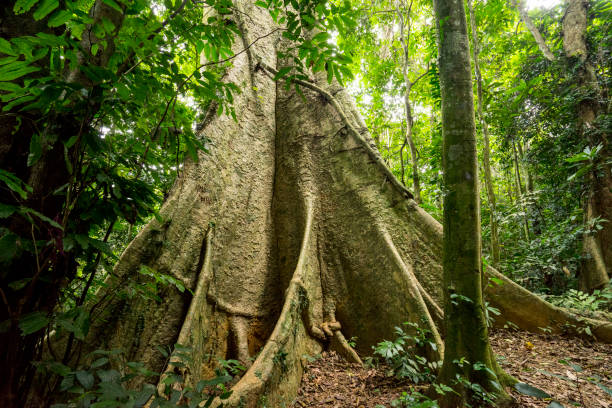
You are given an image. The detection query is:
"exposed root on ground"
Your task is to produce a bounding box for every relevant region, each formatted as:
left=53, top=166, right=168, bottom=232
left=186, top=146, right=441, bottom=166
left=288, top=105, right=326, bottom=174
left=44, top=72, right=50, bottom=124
left=41, top=4, right=612, bottom=407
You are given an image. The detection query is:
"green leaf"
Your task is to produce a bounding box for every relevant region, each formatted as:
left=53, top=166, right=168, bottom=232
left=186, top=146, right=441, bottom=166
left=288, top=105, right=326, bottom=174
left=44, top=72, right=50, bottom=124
left=133, top=384, right=156, bottom=406
left=28, top=134, right=43, bottom=167
left=13, top=0, right=39, bottom=14
left=0, top=82, right=23, bottom=92
left=89, top=238, right=116, bottom=259
left=326, top=63, right=333, bottom=83
left=0, top=203, right=17, bottom=218
left=76, top=370, right=95, bottom=389
left=312, top=32, right=330, bottom=43
left=20, top=207, right=63, bottom=229
left=0, top=169, right=31, bottom=199
left=33, top=0, right=59, bottom=20
left=184, top=135, right=199, bottom=162
left=490, top=276, right=505, bottom=286
left=91, top=357, right=109, bottom=368
left=19, top=311, right=49, bottom=335
left=596, top=382, right=612, bottom=397
left=195, top=375, right=232, bottom=392
left=47, top=361, right=71, bottom=376
left=47, top=10, right=72, bottom=27
left=0, top=38, right=16, bottom=56
left=97, top=369, right=121, bottom=383
left=514, top=383, right=551, bottom=399
left=547, top=402, right=564, bottom=408
left=8, top=278, right=31, bottom=291
left=274, top=66, right=292, bottom=80
left=0, top=61, right=41, bottom=81
left=0, top=233, right=20, bottom=263
left=102, top=0, right=122, bottom=12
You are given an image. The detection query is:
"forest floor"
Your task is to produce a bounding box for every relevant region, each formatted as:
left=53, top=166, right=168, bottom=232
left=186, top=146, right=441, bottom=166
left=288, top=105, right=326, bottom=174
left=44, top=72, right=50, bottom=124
left=292, top=329, right=612, bottom=407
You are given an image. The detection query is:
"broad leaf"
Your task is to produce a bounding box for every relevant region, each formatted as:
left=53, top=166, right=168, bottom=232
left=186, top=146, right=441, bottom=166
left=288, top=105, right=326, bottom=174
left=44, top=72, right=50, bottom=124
left=514, top=382, right=551, bottom=399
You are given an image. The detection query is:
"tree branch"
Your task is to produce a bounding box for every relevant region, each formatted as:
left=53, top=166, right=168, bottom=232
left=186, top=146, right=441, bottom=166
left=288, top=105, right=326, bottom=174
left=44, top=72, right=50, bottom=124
left=514, top=0, right=555, bottom=61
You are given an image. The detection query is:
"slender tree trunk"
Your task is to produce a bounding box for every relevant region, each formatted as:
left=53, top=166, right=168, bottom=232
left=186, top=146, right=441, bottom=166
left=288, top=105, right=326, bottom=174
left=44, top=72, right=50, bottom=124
left=514, top=0, right=555, bottom=61
left=396, top=2, right=423, bottom=203
left=512, top=137, right=531, bottom=242
left=404, top=88, right=422, bottom=203
left=468, top=0, right=500, bottom=268
left=433, top=0, right=513, bottom=404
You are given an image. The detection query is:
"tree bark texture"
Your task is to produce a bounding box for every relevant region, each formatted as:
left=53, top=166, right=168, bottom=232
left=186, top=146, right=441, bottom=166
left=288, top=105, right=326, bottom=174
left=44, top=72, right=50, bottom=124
left=433, top=0, right=512, bottom=404
left=38, top=1, right=612, bottom=406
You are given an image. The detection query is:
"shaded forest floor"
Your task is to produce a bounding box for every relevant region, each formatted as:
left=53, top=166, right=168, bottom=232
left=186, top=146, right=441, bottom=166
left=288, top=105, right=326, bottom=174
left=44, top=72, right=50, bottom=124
left=293, top=329, right=612, bottom=407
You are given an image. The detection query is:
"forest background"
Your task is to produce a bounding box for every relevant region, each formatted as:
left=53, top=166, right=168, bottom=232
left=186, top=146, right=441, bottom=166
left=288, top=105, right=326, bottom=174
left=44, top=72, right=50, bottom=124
left=0, top=0, right=611, bottom=406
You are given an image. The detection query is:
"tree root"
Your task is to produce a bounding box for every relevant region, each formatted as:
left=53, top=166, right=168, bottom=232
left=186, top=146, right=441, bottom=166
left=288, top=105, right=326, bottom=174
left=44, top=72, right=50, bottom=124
left=486, top=269, right=612, bottom=342
left=229, top=316, right=251, bottom=367
left=378, top=225, right=444, bottom=356
left=324, top=318, right=363, bottom=365
left=209, top=196, right=322, bottom=407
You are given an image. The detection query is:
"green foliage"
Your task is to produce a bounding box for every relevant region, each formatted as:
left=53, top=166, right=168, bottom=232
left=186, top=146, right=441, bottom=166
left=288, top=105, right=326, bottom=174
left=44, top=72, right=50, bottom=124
left=390, top=391, right=438, bottom=407
left=40, top=344, right=234, bottom=408
left=256, top=0, right=357, bottom=86
left=0, top=0, right=360, bottom=398
left=372, top=322, right=440, bottom=384
left=545, top=285, right=612, bottom=313
left=499, top=204, right=586, bottom=293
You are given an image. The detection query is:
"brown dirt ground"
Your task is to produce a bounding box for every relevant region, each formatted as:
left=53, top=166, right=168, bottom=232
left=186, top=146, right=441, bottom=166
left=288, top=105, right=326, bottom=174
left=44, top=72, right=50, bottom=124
left=292, top=329, right=611, bottom=407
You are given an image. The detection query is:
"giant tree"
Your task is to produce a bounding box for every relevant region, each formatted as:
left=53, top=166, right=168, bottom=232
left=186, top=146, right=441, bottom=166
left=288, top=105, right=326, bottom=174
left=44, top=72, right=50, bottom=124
left=2, top=1, right=611, bottom=407
left=26, top=1, right=612, bottom=407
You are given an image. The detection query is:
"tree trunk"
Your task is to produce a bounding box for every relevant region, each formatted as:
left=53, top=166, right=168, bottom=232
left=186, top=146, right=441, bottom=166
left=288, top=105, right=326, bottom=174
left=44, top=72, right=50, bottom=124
left=39, top=2, right=612, bottom=407
left=468, top=0, right=501, bottom=268
left=434, top=0, right=512, bottom=404
left=515, top=0, right=610, bottom=291
left=563, top=0, right=612, bottom=292
left=512, top=137, right=531, bottom=242
left=396, top=1, right=424, bottom=204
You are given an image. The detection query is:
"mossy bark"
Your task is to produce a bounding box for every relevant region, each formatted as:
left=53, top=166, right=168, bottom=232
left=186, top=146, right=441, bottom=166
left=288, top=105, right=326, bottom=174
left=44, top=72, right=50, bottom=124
left=37, top=1, right=612, bottom=407
left=433, top=0, right=512, bottom=405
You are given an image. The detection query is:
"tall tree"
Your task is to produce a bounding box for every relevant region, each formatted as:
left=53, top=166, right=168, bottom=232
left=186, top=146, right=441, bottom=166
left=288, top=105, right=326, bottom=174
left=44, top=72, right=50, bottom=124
left=395, top=0, right=429, bottom=204
left=2, top=1, right=611, bottom=407
left=514, top=0, right=611, bottom=291
left=433, top=0, right=513, bottom=404
left=35, top=1, right=612, bottom=407
left=468, top=0, right=501, bottom=268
